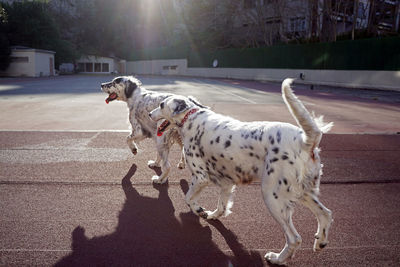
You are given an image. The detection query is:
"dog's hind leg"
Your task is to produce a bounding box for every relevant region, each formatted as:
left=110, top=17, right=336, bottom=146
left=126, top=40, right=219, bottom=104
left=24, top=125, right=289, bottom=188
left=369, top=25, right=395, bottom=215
left=151, top=134, right=173, bottom=184
left=262, top=177, right=302, bottom=265
left=151, top=146, right=171, bottom=184
left=185, top=174, right=209, bottom=219
left=301, top=193, right=332, bottom=252
left=205, top=183, right=235, bottom=220
left=177, top=146, right=186, bottom=169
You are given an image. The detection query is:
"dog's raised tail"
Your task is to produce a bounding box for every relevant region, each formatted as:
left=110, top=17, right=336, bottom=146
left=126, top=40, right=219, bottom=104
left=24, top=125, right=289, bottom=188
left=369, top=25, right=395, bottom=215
left=282, top=78, right=333, bottom=153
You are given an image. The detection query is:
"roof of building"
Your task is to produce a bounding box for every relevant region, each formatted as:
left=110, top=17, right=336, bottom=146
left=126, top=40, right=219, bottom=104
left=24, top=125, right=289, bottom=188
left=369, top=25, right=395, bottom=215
left=11, top=46, right=56, bottom=54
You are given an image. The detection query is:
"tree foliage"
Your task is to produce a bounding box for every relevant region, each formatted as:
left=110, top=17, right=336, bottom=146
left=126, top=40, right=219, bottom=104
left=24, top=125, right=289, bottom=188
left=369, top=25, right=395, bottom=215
left=0, top=3, right=11, bottom=71
left=2, top=1, right=78, bottom=67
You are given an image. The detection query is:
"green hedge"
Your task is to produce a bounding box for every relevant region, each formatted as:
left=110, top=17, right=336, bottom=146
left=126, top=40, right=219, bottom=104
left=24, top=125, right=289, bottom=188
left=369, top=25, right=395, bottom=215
left=130, top=37, right=400, bottom=70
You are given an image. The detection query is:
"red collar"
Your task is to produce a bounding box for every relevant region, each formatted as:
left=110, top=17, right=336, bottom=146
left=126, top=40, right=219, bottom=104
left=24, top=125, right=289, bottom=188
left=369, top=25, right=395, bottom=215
left=177, top=108, right=198, bottom=127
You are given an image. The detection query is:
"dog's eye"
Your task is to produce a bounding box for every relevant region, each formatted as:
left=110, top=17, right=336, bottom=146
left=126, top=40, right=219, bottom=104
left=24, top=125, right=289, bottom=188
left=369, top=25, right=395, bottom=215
left=160, top=102, right=164, bottom=109
left=114, top=77, right=123, bottom=84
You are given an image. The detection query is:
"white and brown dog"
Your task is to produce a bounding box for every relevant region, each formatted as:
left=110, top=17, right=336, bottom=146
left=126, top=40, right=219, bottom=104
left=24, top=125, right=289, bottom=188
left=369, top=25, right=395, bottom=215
left=149, top=79, right=333, bottom=265
left=101, top=76, right=186, bottom=183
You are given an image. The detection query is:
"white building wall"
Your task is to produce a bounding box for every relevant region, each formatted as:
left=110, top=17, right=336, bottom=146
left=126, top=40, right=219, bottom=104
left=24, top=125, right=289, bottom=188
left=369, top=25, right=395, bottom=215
left=4, top=50, right=35, bottom=77
left=35, top=52, right=55, bottom=77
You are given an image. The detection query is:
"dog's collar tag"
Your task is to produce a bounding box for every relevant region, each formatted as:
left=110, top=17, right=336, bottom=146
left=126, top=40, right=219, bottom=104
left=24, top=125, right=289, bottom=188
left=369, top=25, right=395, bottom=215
left=178, top=108, right=199, bottom=128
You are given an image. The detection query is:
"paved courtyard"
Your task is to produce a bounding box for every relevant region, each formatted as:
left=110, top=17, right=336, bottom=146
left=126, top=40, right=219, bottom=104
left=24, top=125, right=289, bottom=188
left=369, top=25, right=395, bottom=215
left=1, top=75, right=400, bottom=266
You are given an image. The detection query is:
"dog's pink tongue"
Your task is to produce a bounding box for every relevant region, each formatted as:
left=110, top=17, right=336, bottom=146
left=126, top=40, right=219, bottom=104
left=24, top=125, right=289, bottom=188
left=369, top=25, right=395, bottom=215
left=105, top=93, right=117, bottom=104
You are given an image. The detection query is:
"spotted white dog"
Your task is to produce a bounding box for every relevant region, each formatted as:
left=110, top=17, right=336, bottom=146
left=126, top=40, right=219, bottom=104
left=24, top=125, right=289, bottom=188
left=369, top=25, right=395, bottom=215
left=149, top=79, right=333, bottom=265
left=101, top=76, right=187, bottom=183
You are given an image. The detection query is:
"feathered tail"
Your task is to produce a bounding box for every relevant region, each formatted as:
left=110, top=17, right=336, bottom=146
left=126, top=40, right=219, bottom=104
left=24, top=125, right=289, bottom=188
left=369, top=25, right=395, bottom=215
left=281, top=78, right=333, bottom=153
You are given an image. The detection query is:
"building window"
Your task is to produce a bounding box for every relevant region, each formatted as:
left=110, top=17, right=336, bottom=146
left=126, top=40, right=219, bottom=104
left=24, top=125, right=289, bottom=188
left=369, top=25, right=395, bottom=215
left=102, top=63, right=109, bottom=72
left=10, top=56, right=29, bottom=63
left=85, top=63, right=93, bottom=72
left=94, top=63, right=101, bottom=72
left=77, top=63, right=84, bottom=72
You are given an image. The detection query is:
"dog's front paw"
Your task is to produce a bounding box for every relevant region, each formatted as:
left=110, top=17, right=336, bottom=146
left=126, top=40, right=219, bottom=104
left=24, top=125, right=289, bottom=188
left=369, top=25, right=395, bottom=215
left=194, top=207, right=210, bottom=220
left=130, top=147, right=138, bottom=155
left=265, top=252, right=286, bottom=265
left=204, top=210, right=222, bottom=220
left=177, top=161, right=185, bottom=170
left=148, top=160, right=161, bottom=168
left=152, top=175, right=167, bottom=184
left=313, top=237, right=328, bottom=252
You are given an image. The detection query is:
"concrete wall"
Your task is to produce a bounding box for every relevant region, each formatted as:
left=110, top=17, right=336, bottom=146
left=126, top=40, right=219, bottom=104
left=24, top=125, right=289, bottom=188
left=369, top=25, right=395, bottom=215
left=35, top=51, right=55, bottom=77
left=126, top=59, right=400, bottom=91
left=127, top=59, right=187, bottom=75
left=2, top=50, right=35, bottom=77
left=0, top=49, right=55, bottom=77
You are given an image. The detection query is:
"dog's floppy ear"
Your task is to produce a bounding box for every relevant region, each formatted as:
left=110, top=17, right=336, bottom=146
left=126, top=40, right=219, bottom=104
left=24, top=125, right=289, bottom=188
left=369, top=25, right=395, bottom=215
left=125, top=80, right=137, bottom=99
left=188, top=96, right=209, bottom=109
left=172, top=99, right=190, bottom=116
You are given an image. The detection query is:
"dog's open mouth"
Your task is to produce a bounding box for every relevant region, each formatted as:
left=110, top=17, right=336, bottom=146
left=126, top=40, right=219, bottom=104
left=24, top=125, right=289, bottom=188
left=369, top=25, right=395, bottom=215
left=105, top=93, right=118, bottom=104
left=157, top=120, right=171, bottom=136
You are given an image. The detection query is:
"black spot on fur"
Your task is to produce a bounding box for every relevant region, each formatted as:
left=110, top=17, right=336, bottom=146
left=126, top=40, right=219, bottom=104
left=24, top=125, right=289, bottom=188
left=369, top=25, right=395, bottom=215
left=283, top=178, right=288, bottom=185
left=216, top=136, right=220, bottom=143
left=249, top=152, right=254, bottom=157
left=235, top=166, right=242, bottom=173
left=224, top=140, right=231, bottom=148
left=289, top=161, right=294, bottom=165
left=188, top=123, right=193, bottom=130
left=282, top=155, right=288, bottom=160
left=267, top=168, right=274, bottom=175
left=125, top=80, right=137, bottom=99
left=199, top=147, right=205, bottom=157
left=211, top=156, right=217, bottom=162
left=270, top=158, right=279, bottom=163
left=269, top=135, right=275, bottom=145
left=229, top=135, right=232, bottom=139
left=220, top=154, right=224, bottom=158
left=272, top=147, right=279, bottom=154
left=210, top=140, right=214, bottom=145
left=276, top=130, right=282, bottom=143
left=273, top=192, right=278, bottom=199
left=173, top=99, right=189, bottom=115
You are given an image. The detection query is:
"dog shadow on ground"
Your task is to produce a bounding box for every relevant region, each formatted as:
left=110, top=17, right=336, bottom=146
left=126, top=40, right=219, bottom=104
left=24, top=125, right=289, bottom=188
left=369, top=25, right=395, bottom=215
left=55, top=164, right=264, bottom=266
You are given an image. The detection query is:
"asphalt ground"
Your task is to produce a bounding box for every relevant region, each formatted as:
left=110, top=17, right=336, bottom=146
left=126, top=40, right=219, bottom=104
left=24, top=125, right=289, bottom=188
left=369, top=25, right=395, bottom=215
left=0, top=75, right=400, bottom=266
